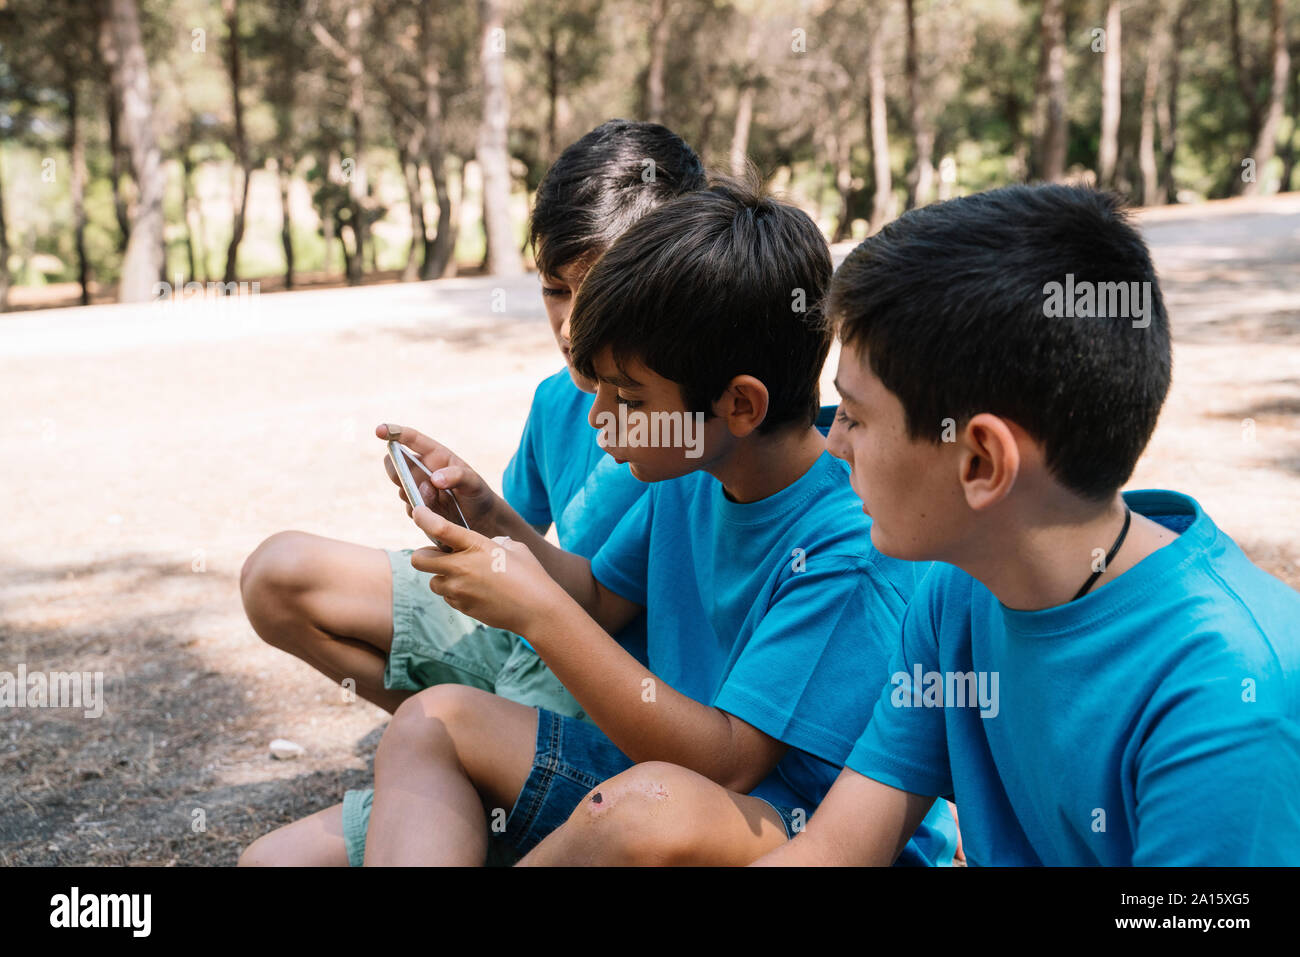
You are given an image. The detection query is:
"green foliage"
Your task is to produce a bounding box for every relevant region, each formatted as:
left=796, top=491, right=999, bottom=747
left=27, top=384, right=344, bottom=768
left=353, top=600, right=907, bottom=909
left=2, top=0, right=1297, bottom=301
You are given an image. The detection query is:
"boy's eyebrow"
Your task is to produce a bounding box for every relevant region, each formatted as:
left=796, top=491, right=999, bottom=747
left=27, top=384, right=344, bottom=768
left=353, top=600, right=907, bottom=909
left=832, top=378, right=860, bottom=407
left=599, top=370, right=642, bottom=389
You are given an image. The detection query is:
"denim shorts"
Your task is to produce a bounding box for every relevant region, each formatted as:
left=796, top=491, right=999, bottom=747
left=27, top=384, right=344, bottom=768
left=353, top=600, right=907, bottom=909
left=500, top=708, right=802, bottom=857
left=341, top=548, right=591, bottom=867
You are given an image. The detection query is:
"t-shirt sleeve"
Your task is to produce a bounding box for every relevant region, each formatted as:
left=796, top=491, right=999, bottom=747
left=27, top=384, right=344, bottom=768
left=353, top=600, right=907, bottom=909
left=1131, top=680, right=1300, bottom=866
left=589, top=488, right=653, bottom=607
left=712, top=556, right=910, bottom=763
left=843, top=575, right=953, bottom=799
left=501, top=385, right=553, bottom=527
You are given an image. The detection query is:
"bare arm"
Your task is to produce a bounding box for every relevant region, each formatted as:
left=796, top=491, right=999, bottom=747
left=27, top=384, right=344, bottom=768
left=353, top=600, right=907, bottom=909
left=380, top=423, right=639, bottom=633
left=524, top=590, right=788, bottom=793
left=751, top=766, right=936, bottom=866
left=412, top=509, right=787, bottom=793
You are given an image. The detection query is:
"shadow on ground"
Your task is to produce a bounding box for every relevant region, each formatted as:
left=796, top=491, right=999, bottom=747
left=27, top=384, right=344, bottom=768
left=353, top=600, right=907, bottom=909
left=0, top=553, right=386, bottom=866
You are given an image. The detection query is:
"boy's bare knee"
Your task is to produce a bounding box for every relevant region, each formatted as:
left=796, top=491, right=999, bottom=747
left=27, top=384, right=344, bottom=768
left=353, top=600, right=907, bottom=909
left=240, top=531, right=317, bottom=643
left=237, top=836, right=271, bottom=867
left=240, top=531, right=310, bottom=602
left=377, top=685, right=484, bottom=766
left=574, top=762, right=695, bottom=864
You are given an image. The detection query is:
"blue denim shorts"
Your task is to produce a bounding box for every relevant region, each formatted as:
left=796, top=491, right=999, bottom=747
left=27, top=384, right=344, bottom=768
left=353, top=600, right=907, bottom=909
left=499, top=708, right=802, bottom=857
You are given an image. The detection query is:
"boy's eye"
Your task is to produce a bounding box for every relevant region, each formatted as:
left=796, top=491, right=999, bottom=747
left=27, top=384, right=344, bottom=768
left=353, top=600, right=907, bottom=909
left=834, top=408, right=858, bottom=431
left=541, top=286, right=570, bottom=299
left=616, top=394, right=642, bottom=409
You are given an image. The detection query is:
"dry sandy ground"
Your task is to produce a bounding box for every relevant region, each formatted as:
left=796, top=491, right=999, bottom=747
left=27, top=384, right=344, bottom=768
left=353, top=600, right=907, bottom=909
left=1, top=195, right=1298, bottom=866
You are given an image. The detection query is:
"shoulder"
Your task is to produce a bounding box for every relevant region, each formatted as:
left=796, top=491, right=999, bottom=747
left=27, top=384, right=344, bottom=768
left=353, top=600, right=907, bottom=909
left=1143, top=491, right=1300, bottom=678
left=529, top=368, right=589, bottom=413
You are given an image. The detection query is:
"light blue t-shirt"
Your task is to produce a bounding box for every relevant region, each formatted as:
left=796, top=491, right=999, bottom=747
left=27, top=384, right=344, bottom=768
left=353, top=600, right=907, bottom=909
left=503, top=369, right=649, bottom=662
left=846, top=489, right=1300, bottom=866
left=592, top=447, right=955, bottom=865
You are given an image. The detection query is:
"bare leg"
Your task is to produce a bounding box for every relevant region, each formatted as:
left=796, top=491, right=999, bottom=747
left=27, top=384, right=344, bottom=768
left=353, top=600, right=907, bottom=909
left=238, top=804, right=350, bottom=866
left=364, top=685, right=540, bottom=866
left=518, top=761, right=791, bottom=866
left=240, top=530, right=410, bottom=713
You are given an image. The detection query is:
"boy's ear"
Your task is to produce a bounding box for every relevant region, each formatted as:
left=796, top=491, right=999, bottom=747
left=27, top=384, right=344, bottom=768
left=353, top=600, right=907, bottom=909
left=715, top=375, right=770, bottom=437
left=957, top=413, right=1021, bottom=511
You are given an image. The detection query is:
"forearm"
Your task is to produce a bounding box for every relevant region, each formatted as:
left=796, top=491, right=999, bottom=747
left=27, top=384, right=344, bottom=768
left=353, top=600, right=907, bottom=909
left=752, top=768, right=931, bottom=866
left=486, top=505, right=608, bottom=620
left=522, top=594, right=772, bottom=792
left=750, top=829, right=847, bottom=866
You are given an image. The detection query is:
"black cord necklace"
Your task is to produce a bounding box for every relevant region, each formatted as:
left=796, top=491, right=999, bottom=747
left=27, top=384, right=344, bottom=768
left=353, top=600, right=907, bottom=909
left=1071, top=505, right=1132, bottom=601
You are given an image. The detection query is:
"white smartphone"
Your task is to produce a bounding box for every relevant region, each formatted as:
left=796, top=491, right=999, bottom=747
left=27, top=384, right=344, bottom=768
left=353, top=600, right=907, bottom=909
left=386, top=440, right=469, bottom=550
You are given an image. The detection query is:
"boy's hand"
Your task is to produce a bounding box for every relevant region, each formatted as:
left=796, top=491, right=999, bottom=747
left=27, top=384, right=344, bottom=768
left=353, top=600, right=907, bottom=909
left=409, top=505, right=569, bottom=637
left=378, top=423, right=500, bottom=533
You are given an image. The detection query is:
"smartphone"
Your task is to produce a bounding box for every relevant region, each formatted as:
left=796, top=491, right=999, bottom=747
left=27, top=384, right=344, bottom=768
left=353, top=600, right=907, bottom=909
left=386, top=440, right=469, bottom=550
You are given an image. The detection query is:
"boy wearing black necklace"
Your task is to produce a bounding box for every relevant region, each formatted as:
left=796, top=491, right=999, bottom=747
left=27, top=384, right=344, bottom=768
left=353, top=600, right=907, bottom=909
left=741, top=183, right=1300, bottom=866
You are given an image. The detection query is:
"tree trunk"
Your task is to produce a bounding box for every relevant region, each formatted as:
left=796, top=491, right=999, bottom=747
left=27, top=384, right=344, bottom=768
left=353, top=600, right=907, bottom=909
left=476, top=0, right=522, bottom=276
left=695, top=63, right=720, bottom=167
left=1139, top=4, right=1172, bottom=206
left=904, top=0, right=934, bottom=209
left=866, top=8, right=894, bottom=234
left=1138, top=32, right=1160, bottom=206
left=180, top=149, right=198, bottom=281
left=103, top=68, right=130, bottom=253
left=729, top=85, right=757, bottom=177
left=421, top=0, right=456, bottom=280
left=1098, top=1, right=1122, bottom=188
left=1280, top=46, right=1299, bottom=192
left=396, top=128, right=425, bottom=282
left=103, top=0, right=166, bottom=303
left=0, top=153, right=10, bottom=312
left=1034, top=0, right=1068, bottom=182
left=1160, top=2, right=1185, bottom=203
left=278, top=155, right=294, bottom=289
left=1230, top=0, right=1262, bottom=148
left=543, top=22, right=560, bottom=161
left=183, top=153, right=210, bottom=283
left=645, top=0, right=671, bottom=123
left=728, top=25, right=761, bottom=177
left=829, top=94, right=855, bottom=243
left=345, top=0, right=368, bottom=283
left=1239, top=0, right=1289, bottom=196
left=222, top=0, right=252, bottom=284
left=66, top=80, right=91, bottom=305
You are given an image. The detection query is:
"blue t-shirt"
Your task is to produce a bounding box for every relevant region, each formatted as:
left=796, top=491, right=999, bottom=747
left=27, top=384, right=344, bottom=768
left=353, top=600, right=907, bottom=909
left=846, top=489, right=1300, bottom=866
left=503, top=369, right=649, bottom=662
left=592, top=447, right=955, bottom=865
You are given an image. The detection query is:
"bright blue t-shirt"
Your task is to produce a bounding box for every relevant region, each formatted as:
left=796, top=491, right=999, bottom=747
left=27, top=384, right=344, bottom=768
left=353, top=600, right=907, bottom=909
left=846, top=489, right=1300, bottom=866
left=592, top=446, right=956, bottom=865
left=503, top=369, right=648, bottom=662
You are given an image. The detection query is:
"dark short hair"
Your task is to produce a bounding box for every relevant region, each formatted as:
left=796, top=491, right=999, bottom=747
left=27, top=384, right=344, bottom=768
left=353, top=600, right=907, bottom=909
left=568, top=176, right=834, bottom=434
left=832, top=183, right=1171, bottom=500
left=528, top=119, right=707, bottom=279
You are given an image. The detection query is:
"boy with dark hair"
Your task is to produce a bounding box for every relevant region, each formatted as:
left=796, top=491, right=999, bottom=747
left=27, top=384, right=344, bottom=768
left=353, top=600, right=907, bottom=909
left=748, top=183, right=1300, bottom=866
left=238, top=120, right=706, bottom=866
left=350, top=178, right=956, bottom=866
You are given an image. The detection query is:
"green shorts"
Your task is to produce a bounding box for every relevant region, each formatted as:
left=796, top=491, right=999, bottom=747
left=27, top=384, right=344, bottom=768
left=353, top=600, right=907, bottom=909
left=341, top=547, right=590, bottom=867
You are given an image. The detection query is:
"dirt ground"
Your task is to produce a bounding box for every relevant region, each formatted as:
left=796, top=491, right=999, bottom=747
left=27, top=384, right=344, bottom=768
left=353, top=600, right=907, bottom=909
left=2, top=194, right=1298, bottom=866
